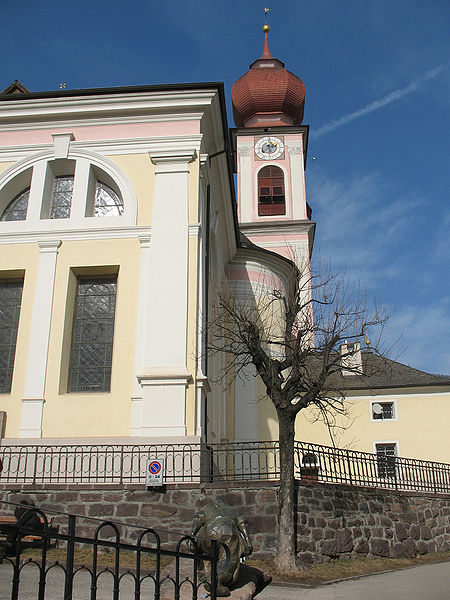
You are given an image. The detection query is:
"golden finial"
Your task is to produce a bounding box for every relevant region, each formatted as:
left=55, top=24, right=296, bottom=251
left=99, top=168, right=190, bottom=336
left=263, top=7, right=270, bottom=33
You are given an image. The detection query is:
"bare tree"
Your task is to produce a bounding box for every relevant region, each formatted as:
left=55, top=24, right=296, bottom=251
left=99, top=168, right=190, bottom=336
left=207, top=260, right=390, bottom=573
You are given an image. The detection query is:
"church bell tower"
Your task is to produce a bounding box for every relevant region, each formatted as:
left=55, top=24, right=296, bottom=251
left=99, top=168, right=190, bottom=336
left=231, top=17, right=315, bottom=264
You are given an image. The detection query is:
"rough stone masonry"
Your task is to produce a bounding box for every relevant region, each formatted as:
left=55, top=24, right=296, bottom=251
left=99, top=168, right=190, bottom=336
left=0, top=480, right=449, bottom=564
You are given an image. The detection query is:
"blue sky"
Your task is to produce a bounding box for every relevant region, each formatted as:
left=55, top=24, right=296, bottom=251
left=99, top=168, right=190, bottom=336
left=2, top=0, right=449, bottom=374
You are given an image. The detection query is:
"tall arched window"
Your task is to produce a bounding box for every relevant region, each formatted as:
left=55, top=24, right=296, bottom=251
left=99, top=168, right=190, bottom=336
left=258, top=166, right=285, bottom=216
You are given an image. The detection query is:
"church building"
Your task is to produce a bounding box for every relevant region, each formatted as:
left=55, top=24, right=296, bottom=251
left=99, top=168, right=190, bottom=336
left=0, top=26, right=448, bottom=465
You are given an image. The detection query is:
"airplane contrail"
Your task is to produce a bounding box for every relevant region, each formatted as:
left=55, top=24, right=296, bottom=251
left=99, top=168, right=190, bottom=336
left=311, top=63, right=449, bottom=140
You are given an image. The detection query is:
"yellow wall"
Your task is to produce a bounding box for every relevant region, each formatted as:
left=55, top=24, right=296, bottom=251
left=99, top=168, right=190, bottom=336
left=0, top=244, right=40, bottom=438
left=43, top=237, right=140, bottom=438
left=108, top=154, right=155, bottom=226
left=0, top=162, right=14, bottom=175
left=255, top=381, right=450, bottom=463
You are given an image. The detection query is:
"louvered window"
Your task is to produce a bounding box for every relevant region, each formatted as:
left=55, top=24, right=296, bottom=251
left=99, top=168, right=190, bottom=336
left=258, top=166, right=285, bottom=216
left=69, top=278, right=117, bottom=392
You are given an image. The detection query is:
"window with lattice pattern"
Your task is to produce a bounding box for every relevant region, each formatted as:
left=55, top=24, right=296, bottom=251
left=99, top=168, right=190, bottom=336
left=0, top=281, right=23, bottom=393
left=1, top=188, right=30, bottom=221
left=69, top=277, right=117, bottom=392
left=50, top=176, right=74, bottom=219
left=376, top=443, right=397, bottom=479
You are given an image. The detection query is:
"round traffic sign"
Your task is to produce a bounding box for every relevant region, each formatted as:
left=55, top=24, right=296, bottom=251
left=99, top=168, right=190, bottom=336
left=148, top=460, right=162, bottom=474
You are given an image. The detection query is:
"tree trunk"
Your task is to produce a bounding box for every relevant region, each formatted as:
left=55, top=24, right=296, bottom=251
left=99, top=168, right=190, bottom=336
left=274, top=408, right=298, bottom=573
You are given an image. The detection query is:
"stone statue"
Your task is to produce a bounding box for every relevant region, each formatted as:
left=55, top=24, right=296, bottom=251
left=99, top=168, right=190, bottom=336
left=189, top=500, right=253, bottom=597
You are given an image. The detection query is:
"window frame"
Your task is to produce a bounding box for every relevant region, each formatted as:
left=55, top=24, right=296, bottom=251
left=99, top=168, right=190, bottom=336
left=68, top=275, right=118, bottom=394
left=374, top=441, right=399, bottom=479
left=0, top=187, right=30, bottom=222
left=0, top=150, right=136, bottom=231
left=0, top=278, right=24, bottom=394
left=370, top=399, right=398, bottom=422
left=257, top=165, right=286, bottom=217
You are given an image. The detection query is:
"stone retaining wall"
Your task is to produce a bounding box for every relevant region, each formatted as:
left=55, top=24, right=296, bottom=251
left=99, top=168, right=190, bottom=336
left=1, top=481, right=449, bottom=563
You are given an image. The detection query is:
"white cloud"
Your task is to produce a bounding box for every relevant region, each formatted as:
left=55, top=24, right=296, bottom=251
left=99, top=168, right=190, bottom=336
left=311, top=63, right=450, bottom=140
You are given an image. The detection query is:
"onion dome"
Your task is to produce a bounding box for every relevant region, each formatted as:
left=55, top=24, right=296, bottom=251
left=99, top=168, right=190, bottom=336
left=231, top=26, right=305, bottom=128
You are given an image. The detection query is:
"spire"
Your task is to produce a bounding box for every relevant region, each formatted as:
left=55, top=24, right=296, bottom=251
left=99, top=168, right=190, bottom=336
left=231, top=7, right=306, bottom=127
left=261, top=7, right=273, bottom=59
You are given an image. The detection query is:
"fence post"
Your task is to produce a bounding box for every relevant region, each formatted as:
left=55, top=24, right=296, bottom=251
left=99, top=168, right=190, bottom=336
left=209, top=445, right=214, bottom=484
left=32, top=446, right=39, bottom=485
left=209, top=539, right=218, bottom=600
left=119, top=445, right=124, bottom=485
left=431, top=464, right=437, bottom=494
left=393, top=457, right=398, bottom=491
left=346, top=450, right=353, bottom=486
left=64, top=515, right=76, bottom=600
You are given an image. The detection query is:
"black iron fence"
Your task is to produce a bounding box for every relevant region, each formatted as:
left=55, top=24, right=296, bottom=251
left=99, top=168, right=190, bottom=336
left=0, top=500, right=226, bottom=600
left=0, top=441, right=449, bottom=494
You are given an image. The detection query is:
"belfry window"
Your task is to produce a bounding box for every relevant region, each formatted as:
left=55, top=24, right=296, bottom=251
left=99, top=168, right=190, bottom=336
left=1, top=188, right=30, bottom=222
left=258, top=165, right=285, bottom=216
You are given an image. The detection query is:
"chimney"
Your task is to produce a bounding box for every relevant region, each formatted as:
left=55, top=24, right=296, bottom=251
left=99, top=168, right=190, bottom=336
left=340, top=341, right=363, bottom=376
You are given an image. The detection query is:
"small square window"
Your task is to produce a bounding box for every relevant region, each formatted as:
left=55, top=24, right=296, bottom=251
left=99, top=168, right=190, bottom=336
left=372, top=402, right=394, bottom=420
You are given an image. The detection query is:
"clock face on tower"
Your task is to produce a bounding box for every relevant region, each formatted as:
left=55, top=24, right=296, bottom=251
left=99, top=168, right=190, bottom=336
left=254, top=136, right=285, bottom=160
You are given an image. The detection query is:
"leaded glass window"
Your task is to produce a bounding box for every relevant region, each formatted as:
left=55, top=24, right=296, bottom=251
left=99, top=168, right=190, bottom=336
left=50, top=176, right=74, bottom=219
left=69, top=278, right=117, bottom=392
left=94, top=182, right=124, bottom=217
left=0, top=281, right=23, bottom=393
left=1, top=188, right=30, bottom=221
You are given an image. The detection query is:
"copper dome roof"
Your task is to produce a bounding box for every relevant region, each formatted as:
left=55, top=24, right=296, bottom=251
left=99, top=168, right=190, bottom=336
left=231, top=33, right=305, bottom=128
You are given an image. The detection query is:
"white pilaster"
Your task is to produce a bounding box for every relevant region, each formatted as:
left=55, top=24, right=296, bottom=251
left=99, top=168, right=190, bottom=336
left=20, top=240, right=61, bottom=438
left=133, top=151, right=195, bottom=437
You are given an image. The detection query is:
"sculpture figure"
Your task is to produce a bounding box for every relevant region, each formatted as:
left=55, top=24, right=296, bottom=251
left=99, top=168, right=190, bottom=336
left=189, top=500, right=253, bottom=597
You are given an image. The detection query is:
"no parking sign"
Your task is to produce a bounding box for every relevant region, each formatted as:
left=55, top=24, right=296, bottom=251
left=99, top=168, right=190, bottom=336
left=146, top=458, right=164, bottom=486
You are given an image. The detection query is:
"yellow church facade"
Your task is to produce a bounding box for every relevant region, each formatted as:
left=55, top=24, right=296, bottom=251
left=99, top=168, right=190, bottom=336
left=0, top=82, right=237, bottom=444
left=0, top=28, right=448, bottom=471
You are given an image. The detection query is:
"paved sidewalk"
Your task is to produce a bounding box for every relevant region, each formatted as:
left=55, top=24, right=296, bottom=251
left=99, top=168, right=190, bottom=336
left=1, top=560, right=449, bottom=599
left=258, top=561, right=450, bottom=600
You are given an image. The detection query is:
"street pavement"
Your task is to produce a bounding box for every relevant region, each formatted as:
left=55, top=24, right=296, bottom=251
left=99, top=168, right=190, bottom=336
left=0, top=560, right=449, bottom=599
left=258, top=561, right=450, bottom=600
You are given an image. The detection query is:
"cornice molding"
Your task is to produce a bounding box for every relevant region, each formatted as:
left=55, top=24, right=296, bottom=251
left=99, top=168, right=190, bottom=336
left=0, top=134, right=204, bottom=161
left=0, top=225, right=151, bottom=245
left=0, top=89, right=218, bottom=124
left=239, top=220, right=315, bottom=236
left=0, top=113, right=205, bottom=133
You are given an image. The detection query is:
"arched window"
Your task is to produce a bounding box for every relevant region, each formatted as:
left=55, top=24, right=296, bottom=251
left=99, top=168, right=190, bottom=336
left=94, top=182, right=124, bottom=217
left=1, top=188, right=30, bottom=221
left=258, top=166, right=285, bottom=216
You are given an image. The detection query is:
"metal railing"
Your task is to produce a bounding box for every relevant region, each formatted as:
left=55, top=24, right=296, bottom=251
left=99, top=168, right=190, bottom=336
left=0, top=441, right=448, bottom=494
left=294, top=441, right=450, bottom=495
left=0, top=500, right=226, bottom=600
